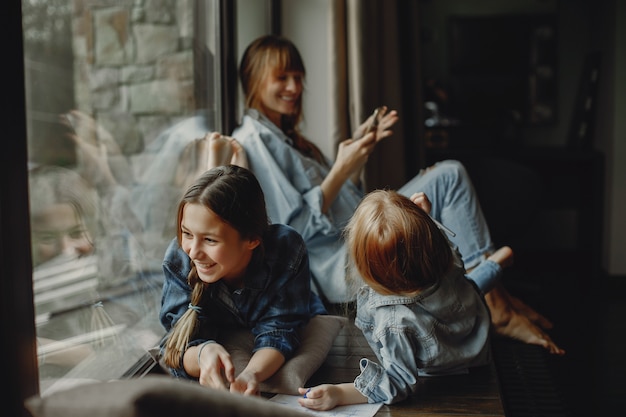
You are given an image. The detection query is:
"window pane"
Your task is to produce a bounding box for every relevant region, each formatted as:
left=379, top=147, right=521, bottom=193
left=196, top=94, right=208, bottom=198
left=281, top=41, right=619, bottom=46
left=22, top=0, right=220, bottom=395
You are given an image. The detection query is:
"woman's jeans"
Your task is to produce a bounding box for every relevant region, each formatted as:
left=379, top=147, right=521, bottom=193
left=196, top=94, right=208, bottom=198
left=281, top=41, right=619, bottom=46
left=398, top=160, right=499, bottom=293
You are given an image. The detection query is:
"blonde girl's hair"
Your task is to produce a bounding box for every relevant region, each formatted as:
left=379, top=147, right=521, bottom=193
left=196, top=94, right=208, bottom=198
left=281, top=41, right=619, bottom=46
left=239, top=34, right=325, bottom=164
left=344, top=190, right=453, bottom=296
left=162, top=165, right=270, bottom=368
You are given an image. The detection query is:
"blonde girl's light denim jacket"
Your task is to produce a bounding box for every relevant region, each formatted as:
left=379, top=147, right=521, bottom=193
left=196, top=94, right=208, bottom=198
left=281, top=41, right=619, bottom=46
left=353, top=252, right=492, bottom=405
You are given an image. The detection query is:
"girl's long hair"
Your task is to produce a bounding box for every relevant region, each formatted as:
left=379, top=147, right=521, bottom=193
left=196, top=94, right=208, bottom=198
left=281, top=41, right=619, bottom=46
left=239, top=34, right=325, bottom=164
left=344, top=190, right=453, bottom=296
left=162, top=165, right=270, bottom=368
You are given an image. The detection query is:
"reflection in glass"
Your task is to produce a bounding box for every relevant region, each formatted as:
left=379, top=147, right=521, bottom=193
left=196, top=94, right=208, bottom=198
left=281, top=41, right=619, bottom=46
left=22, top=0, right=219, bottom=395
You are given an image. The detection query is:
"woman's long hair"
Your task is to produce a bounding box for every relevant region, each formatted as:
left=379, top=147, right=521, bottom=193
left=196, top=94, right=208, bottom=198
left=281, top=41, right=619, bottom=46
left=162, top=165, right=270, bottom=368
left=344, top=190, right=453, bottom=296
left=239, top=34, right=325, bottom=164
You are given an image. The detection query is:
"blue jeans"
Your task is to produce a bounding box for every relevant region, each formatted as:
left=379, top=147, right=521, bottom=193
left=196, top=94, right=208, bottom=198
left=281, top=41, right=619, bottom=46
left=398, top=160, right=499, bottom=292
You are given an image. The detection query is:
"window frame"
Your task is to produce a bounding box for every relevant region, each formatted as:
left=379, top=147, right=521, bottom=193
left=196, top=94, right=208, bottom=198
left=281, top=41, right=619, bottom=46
left=3, top=3, right=39, bottom=416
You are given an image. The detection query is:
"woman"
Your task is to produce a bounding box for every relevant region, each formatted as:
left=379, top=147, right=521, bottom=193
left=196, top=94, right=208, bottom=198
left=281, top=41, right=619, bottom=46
left=159, top=165, right=327, bottom=395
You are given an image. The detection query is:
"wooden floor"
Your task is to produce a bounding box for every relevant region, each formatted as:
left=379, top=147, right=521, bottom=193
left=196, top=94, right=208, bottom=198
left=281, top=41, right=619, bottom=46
left=307, top=319, right=506, bottom=417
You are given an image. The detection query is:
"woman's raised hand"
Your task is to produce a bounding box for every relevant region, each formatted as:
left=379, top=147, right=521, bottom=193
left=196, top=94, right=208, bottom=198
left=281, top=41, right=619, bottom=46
left=335, top=135, right=375, bottom=184
left=320, top=107, right=399, bottom=210
left=352, top=105, right=399, bottom=142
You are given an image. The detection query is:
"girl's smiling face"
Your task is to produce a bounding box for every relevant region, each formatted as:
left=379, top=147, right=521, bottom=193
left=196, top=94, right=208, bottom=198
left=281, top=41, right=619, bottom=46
left=258, top=68, right=303, bottom=126
left=180, top=203, right=260, bottom=288
left=31, top=203, right=94, bottom=266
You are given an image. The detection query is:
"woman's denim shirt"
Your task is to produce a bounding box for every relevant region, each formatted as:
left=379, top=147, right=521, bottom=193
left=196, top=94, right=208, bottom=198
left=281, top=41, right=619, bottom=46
left=159, top=223, right=327, bottom=379
left=353, top=251, right=491, bottom=405
left=232, top=110, right=365, bottom=303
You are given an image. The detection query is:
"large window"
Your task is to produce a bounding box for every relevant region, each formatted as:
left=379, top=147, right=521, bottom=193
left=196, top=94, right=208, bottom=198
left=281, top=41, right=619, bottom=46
left=20, top=0, right=233, bottom=396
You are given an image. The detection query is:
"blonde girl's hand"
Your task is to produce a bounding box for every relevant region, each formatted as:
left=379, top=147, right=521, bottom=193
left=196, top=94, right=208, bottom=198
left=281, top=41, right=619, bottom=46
left=409, top=192, right=432, bottom=214
left=197, top=342, right=235, bottom=390
left=297, top=385, right=341, bottom=411
left=352, top=106, right=399, bottom=142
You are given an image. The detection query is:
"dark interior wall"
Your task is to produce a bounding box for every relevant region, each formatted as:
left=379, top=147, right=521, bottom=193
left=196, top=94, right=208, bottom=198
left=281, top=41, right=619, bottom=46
left=419, top=0, right=625, bottom=277
left=418, top=0, right=607, bottom=149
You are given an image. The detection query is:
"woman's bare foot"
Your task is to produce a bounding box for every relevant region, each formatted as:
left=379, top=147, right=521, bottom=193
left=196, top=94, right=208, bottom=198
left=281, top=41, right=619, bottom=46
left=507, top=294, right=554, bottom=330
left=207, top=132, right=234, bottom=168
left=487, top=246, right=514, bottom=268
left=484, top=246, right=553, bottom=329
left=207, top=132, right=248, bottom=169
left=485, top=285, right=565, bottom=355
left=228, top=137, right=249, bottom=168
left=175, top=132, right=249, bottom=190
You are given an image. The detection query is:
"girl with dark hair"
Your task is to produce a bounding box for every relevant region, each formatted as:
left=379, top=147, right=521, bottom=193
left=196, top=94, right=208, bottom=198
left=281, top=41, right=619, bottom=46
left=159, top=165, right=326, bottom=395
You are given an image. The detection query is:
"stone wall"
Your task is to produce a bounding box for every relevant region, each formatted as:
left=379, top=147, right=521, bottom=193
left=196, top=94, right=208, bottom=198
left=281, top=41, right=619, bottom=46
left=71, top=0, right=200, bottom=157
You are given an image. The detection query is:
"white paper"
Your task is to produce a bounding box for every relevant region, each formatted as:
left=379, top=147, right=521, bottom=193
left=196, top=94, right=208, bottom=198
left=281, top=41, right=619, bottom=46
left=268, top=394, right=383, bottom=417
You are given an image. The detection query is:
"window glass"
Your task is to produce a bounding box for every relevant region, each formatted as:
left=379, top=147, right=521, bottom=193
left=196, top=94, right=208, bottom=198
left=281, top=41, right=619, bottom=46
left=22, top=0, right=220, bottom=395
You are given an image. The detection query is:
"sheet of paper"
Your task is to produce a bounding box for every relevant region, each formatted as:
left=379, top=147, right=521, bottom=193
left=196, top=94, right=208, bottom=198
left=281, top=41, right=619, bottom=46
left=268, top=394, right=383, bottom=417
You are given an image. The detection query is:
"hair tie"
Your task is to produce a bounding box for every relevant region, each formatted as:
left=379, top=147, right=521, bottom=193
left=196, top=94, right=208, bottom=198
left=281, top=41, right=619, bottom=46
left=188, top=303, right=202, bottom=313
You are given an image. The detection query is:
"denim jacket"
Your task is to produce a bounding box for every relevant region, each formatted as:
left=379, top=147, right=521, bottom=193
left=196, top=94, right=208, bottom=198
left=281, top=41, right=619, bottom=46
left=159, top=223, right=327, bottom=379
left=353, top=251, right=491, bottom=405
left=232, top=109, right=365, bottom=303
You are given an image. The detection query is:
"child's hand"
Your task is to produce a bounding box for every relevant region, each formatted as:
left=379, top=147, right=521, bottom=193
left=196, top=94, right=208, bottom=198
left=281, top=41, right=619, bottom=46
left=197, top=342, right=235, bottom=390
left=409, top=192, right=432, bottom=214
left=297, top=385, right=341, bottom=411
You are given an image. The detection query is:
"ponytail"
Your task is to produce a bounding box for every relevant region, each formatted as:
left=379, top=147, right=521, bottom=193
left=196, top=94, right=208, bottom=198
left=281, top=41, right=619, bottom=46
left=162, top=266, right=206, bottom=368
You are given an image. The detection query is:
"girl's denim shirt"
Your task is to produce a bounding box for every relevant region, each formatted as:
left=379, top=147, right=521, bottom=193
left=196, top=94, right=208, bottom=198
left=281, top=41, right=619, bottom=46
left=353, top=252, right=492, bottom=405
left=159, top=223, right=327, bottom=379
left=232, top=110, right=365, bottom=303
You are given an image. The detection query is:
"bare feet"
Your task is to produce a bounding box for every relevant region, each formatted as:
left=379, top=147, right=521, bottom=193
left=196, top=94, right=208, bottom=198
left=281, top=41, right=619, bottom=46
left=487, top=246, right=514, bottom=269
left=207, top=132, right=248, bottom=169
left=174, top=132, right=249, bottom=189
left=507, top=293, right=554, bottom=330
left=485, top=284, right=565, bottom=355
left=207, top=132, right=234, bottom=168
left=482, top=246, right=564, bottom=355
